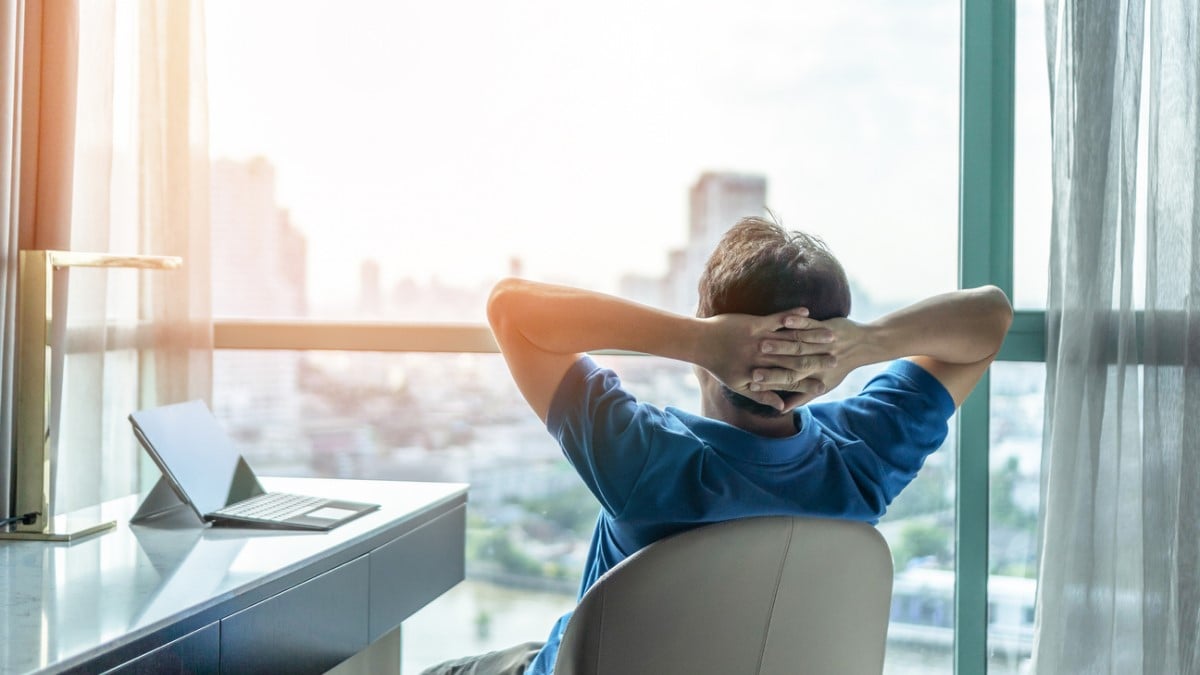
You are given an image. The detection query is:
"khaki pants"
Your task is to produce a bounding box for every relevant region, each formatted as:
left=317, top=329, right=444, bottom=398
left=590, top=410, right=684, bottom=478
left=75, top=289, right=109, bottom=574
left=418, top=642, right=545, bottom=675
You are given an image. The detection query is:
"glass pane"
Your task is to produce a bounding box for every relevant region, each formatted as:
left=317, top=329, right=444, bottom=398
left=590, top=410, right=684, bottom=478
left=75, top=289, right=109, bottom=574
left=987, top=362, right=1044, bottom=672
left=1013, top=0, right=1052, bottom=309
left=215, top=350, right=956, bottom=673
left=877, top=370, right=957, bottom=674
left=208, top=2, right=961, bottom=670
left=56, top=348, right=142, bottom=513
left=206, top=1, right=960, bottom=322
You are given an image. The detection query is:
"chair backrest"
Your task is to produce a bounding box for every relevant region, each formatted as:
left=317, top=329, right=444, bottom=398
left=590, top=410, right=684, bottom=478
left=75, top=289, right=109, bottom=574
left=555, top=516, right=893, bottom=675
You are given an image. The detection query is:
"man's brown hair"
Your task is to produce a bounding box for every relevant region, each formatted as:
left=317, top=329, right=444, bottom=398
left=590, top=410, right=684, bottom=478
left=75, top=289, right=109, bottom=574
left=698, top=216, right=851, bottom=321
left=697, top=216, right=851, bottom=415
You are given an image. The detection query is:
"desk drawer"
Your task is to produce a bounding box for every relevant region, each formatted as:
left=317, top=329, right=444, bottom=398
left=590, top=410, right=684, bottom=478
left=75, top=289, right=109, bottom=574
left=101, top=622, right=219, bottom=675
left=220, top=555, right=369, bottom=675
left=369, top=504, right=466, bottom=641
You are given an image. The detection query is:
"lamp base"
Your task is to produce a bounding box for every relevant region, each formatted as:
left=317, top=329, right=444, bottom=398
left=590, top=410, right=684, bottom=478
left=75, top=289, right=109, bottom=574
left=0, top=505, right=117, bottom=542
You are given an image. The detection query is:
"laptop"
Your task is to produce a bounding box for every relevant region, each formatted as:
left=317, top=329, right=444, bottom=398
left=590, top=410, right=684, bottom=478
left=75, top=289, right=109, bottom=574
left=129, top=400, right=379, bottom=530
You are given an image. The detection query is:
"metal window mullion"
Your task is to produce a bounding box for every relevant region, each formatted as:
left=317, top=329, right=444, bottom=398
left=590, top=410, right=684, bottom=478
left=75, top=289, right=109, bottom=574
left=998, top=310, right=1046, bottom=361
left=958, top=1, right=1015, bottom=674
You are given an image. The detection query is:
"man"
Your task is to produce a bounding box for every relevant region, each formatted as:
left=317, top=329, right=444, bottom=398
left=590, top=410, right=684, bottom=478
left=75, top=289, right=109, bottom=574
left=423, top=216, right=1012, bottom=674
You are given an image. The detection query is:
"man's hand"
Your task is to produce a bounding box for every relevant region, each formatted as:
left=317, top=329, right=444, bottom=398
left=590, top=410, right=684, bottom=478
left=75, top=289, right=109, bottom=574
left=749, top=316, right=869, bottom=408
left=743, top=286, right=1013, bottom=409
left=697, top=308, right=836, bottom=411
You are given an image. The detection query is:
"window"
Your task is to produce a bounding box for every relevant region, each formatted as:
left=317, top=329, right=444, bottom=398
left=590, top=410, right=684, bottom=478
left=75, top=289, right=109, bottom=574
left=206, top=1, right=960, bottom=322
left=987, top=362, right=1043, bottom=672
left=207, top=2, right=969, bottom=673
left=1012, top=0, right=1051, bottom=309
left=214, top=349, right=961, bottom=672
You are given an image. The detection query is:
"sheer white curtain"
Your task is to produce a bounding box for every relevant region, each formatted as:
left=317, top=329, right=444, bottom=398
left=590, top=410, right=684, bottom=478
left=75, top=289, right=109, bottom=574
left=1035, top=0, right=1199, bottom=672
left=52, top=0, right=212, bottom=513
left=1142, top=0, right=1199, bottom=670
left=0, top=0, right=211, bottom=517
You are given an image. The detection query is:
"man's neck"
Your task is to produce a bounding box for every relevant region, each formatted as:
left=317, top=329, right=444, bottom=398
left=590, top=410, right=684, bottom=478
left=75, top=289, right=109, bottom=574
left=731, top=409, right=799, bottom=438
left=700, top=393, right=800, bottom=439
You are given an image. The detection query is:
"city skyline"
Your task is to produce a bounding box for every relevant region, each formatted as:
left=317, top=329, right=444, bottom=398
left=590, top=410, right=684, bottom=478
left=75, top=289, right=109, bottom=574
left=205, top=1, right=993, bottom=312
left=210, top=158, right=906, bottom=321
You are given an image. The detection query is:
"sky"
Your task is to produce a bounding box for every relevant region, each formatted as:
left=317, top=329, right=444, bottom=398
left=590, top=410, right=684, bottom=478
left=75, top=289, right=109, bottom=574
left=205, top=0, right=1051, bottom=314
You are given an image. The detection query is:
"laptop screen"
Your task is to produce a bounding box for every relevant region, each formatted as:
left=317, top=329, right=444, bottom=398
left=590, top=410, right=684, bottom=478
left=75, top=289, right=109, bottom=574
left=129, top=400, right=265, bottom=516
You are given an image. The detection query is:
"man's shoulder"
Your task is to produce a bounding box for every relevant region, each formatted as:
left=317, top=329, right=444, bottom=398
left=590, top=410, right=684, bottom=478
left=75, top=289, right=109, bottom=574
left=806, top=360, right=955, bottom=453
left=548, top=355, right=686, bottom=436
left=815, top=360, right=954, bottom=410
left=547, top=355, right=618, bottom=431
left=866, top=359, right=957, bottom=418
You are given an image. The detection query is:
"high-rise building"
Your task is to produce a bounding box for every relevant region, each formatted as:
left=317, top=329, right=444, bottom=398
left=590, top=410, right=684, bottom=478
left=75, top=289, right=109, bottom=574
left=664, top=248, right=691, bottom=315
left=674, top=172, right=768, bottom=314
left=618, top=273, right=666, bottom=309
left=278, top=209, right=309, bottom=317
left=689, top=172, right=768, bottom=250
left=210, top=157, right=309, bottom=469
left=210, top=158, right=307, bottom=317
left=359, top=258, right=382, bottom=316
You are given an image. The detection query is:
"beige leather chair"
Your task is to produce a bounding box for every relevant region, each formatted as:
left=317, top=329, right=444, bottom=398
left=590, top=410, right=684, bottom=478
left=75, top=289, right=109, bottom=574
left=555, top=516, right=893, bottom=675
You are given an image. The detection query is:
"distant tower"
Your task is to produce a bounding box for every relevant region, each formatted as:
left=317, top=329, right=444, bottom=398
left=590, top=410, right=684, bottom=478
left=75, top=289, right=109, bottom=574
left=618, top=273, right=666, bottom=309
left=689, top=172, right=768, bottom=252
left=278, top=209, right=308, bottom=317
left=665, top=248, right=690, bottom=314
left=509, top=256, right=524, bottom=278
left=359, top=258, right=382, bottom=316
left=210, top=157, right=307, bottom=464
left=674, top=172, right=767, bottom=314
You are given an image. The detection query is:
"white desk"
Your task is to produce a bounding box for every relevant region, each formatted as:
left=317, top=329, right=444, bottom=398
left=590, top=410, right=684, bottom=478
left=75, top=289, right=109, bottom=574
left=0, top=478, right=467, bottom=674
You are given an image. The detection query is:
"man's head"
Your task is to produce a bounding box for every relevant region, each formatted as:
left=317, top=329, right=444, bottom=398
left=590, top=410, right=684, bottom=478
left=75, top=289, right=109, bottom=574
left=697, top=216, right=851, bottom=418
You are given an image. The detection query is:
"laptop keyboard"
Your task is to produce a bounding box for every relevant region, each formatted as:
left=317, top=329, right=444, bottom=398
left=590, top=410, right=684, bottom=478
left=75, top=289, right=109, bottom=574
left=214, top=493, right=328, bottom=522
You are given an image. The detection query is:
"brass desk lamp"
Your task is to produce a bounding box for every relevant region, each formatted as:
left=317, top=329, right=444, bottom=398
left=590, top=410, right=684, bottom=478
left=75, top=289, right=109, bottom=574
left=0, top=251, right=181, bottom=541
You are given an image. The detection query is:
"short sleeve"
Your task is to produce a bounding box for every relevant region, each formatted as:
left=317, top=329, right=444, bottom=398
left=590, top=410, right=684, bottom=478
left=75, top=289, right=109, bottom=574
left=809, top=359, right=956, bottom=503
left=546, top=356, right=664, bottom=516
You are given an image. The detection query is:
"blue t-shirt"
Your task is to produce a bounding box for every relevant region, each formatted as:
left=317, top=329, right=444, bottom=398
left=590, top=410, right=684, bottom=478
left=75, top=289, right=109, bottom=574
left=525, top=356, right=955, bottom=674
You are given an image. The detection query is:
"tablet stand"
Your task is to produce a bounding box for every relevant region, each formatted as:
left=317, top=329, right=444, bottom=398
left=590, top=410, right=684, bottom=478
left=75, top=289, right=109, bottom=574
left=131, top=478, right=204, bottom=525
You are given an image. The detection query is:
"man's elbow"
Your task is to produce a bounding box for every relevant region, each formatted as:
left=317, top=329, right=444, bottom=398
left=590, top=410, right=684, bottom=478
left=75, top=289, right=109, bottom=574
left=487, top=277, right=527, bottom=337
left=976, top=284, right=1014, bottom=355
left=486, top=278, right=516, bottom=333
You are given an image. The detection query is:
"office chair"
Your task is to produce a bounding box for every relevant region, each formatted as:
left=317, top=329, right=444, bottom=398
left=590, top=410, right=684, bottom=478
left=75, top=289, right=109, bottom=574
left=555, top=516, right=893, bottom=675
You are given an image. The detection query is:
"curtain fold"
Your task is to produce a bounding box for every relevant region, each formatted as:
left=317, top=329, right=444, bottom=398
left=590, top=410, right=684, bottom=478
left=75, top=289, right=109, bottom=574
left=1142, top=0, right=1200, bottom=671
left=1, top=0, right=211, bottom=517
left=0, top=0, right=79, bottom=519
left=51, top=0, right=212, bottom=514
left=1035, top=0, right=1199, bottom=672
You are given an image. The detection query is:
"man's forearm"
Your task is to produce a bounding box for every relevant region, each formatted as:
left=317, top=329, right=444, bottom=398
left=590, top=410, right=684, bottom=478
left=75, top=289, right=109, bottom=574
left=742, top=285, right=1011, bottom=407
left=487, top=278, right=705, bottom=362
left=489, top=277, right=832, bottom=414
left=846, top=286, right=1012, bottom=370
